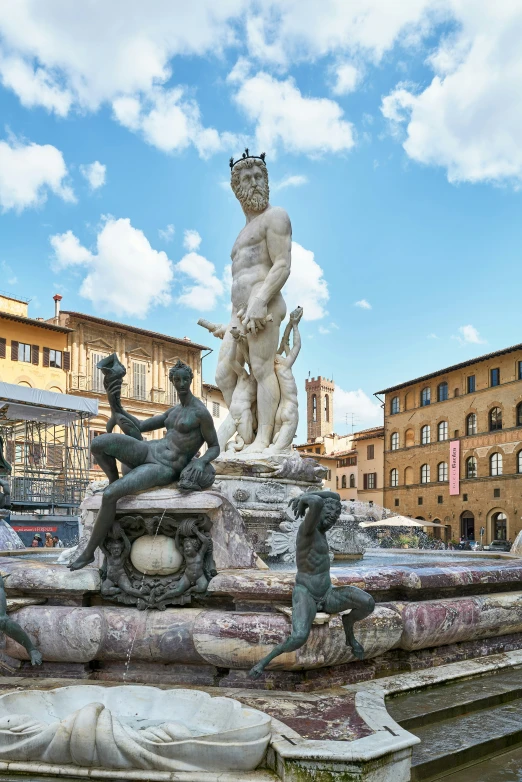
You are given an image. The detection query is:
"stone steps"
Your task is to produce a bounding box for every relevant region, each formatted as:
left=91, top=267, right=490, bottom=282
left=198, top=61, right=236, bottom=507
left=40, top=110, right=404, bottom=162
left=386, top=667, right=522, bottom=781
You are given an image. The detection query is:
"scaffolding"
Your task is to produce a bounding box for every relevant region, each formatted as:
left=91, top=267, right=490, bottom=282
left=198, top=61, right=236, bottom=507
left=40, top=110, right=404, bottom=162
left=0, top=382, right=97, bottom=514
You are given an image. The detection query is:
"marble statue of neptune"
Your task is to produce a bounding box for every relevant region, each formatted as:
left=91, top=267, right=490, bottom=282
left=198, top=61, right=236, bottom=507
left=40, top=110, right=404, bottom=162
left=214, top=151, right=294, bottom=454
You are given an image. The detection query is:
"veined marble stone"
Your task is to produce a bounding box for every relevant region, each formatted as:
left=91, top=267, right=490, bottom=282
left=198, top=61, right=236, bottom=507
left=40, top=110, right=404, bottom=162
left=0, top=516, right=23, bottom=551
left=79, top=484, right=258, bottom=571
left=0, top=685, right=271, bottom=772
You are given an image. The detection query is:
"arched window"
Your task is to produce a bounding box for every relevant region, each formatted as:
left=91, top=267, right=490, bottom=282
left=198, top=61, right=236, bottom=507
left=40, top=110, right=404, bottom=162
left=437, top=382, right=448, bottom=402
left=405, top=428, right=415, bottom=447
left=421, top=464, right=430, bottom=483
left=466, top=413, right=477, bottom=436
left=489, top=407, right=502, bottom=431
left=391, top=396, right=399, bottom=415
left=517, top=402, right=522, bottom=427
left=312, top=394, right=317, bottom=422
left=390, top=468, right=398, bottom=487
left=421, top=387, right=431, bottom=407
left=405, top=466, right=413, bottom=485
left=421, top=425, right=431, bottom=445
left=391, top=432, right=399, bottom=451
left=324, top=394, right=329, bottom=422
left=349, top=473, right=355, bottom=488
left=438, top=421, right=448, bottom=441
left=438, top=462, right=448, bottom=482
left=466, top=456, right=477, bottom=478
left=490, top=452, right=503, bottom=476
left=518, top=450, right=522, bottom=474
left=341, top=474, right=347, bottom=488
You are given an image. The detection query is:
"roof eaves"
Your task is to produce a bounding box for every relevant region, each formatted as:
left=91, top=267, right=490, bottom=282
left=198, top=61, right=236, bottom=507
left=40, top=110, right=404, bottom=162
left=375, top=342, right=522, bottom=395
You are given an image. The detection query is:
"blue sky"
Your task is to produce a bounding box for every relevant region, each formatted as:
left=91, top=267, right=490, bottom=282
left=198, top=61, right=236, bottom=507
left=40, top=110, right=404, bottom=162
left=0, top=2, right=521, bottom=442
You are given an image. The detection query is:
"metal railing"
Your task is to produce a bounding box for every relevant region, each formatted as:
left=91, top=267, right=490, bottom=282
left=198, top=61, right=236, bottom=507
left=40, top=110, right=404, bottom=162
left=11, top=476, right=88, bottom=508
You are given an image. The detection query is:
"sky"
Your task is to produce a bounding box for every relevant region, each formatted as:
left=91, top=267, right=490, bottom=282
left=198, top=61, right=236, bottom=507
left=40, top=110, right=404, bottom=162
left=0, top=1, right=521, bottom=443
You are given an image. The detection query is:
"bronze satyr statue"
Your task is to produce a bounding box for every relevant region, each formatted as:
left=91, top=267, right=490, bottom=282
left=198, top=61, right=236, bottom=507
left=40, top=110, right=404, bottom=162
left=0, top=575, right=42, bottom=666
left=249, top=490, right=375, bottom=679
left=69, top=357, right=219, bottom=571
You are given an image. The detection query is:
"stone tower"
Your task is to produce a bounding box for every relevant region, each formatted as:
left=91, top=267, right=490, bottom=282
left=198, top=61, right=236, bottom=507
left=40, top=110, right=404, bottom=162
left=305, top=376, right=334, bottom=442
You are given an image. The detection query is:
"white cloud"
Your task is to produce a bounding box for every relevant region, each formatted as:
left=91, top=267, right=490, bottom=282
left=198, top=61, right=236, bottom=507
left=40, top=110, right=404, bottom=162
left=51, top=230, right=93, bottom=268
left=244, top=2, right=438, bottom=68
left=354, top=299, right=372, bottom=310
left=330, top=62, right=361, bottom=95
left=0, top=2, right=245, bottom=113
left=0, top=54, right=72, bottom=116
left=273, top=174, right=308, bottom=191
left=232, top=71, right=355, bottom=157
left=80, top=161, right=106, bottom=190
left=334, top=387, right=383, bottom=430
left=113, top=86, right=237, bottom=158
left=427, top=333, right=438, bottom=339
left=381, top=3, right=522, bottom=184
left=453, top=324, right=486, bottom=346
left=176, top=251, right=224, bottom=311
left=49, top=217, right=173, bottom=318
left=159, top=224, right=175, bottom=242
left=0, top=137, right=74, bottom=212
left=183, top=229, right=202, bottom=252
left=283, top=241, right=329, bottom=321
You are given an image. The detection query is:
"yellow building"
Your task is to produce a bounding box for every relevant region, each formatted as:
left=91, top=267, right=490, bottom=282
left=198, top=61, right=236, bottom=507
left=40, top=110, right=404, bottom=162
left=0, top=294, right=70, bottom=392
left=377, top=342, right=522, bottom=543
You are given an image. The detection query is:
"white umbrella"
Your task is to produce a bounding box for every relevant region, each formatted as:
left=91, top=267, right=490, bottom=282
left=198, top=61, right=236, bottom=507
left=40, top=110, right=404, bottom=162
left=359, top=515, right=447, bottom=529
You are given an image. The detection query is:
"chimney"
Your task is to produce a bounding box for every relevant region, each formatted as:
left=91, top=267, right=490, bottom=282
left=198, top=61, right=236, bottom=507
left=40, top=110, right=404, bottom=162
left=53, top=294, right=62, bottom=322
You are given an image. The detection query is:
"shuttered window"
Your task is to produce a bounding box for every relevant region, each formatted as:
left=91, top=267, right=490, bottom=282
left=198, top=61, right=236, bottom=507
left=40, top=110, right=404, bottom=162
left=91, top=353, right=106, bottom=392
left=363, top=473, right=377, bottom=490
left=31, top=344, right=39, bottom=365
left=63, top=351, right=70, bottom=371
left=11, top=340, right=19, bottom=361
left=0, top=338, right=5, bottom=359
left=133, top=362, right=147, bottom=400
left=16, top=343, right=31, bottom=362
left=43, top=347, right=50, bottom=367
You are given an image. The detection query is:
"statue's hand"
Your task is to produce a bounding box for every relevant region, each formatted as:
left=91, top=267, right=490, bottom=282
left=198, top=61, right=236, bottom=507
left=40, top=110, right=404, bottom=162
left=241, top=297, right=268, bottom=334
left=180, top=459, right=205, bottom=480
left=212, top=324, right=227, bottom=339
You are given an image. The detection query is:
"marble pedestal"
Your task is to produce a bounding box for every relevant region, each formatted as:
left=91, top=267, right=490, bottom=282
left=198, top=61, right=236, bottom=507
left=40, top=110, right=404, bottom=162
left=75, top=484, right=259, bottom=571
left=213, top=451, right=363, bottom=559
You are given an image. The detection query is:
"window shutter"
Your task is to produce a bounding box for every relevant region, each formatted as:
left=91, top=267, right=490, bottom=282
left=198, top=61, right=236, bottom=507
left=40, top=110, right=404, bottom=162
left=373, top=472, right=377, bottom=488
left=31, top=345, right=39, bottom=365
left=63, top=351, right=70, bottom=371
left=0, top=338, right=5, bottom=358
left=11, top=340, right=18, bottom=361
left=43, top=347, right=50, bottom=367
left=363, top=473, right=368, bottom=490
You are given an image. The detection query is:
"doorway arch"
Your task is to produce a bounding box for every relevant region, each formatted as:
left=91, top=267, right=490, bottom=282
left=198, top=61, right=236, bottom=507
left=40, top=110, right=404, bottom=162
left=460, top=511, right=475, bottom=541
left=491, top=511, right=508, bottom=541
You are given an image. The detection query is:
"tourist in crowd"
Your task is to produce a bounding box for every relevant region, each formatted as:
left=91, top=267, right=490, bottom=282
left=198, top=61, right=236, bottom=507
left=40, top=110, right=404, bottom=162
left=44, top=532, right=54, bottom=548
left=52, top=535, right=64, bottom=548
left=31, top=534, right=43, bottom=548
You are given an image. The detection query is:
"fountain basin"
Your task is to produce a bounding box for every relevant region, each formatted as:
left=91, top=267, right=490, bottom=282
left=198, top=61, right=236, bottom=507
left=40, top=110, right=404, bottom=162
left=0, top=685, right=271, bottom=772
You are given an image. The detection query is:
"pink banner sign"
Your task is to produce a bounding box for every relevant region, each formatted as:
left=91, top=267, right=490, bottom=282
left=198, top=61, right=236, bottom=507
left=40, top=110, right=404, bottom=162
left=449, top=440, right=460, bottom=495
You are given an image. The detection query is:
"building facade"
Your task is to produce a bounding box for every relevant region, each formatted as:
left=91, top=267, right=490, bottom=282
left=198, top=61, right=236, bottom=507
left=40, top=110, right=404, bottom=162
left=351, top=427, right=384, bottom=507
left=0, top=294, right=70, bottom=392
left=377, top=344, right=522, bottom=544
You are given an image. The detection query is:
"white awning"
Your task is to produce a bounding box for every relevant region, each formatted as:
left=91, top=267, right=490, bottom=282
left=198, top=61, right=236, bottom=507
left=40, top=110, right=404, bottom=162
left=0, top=382, right=98, bottom=425
left=359, top=516, right=448, bottom=529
